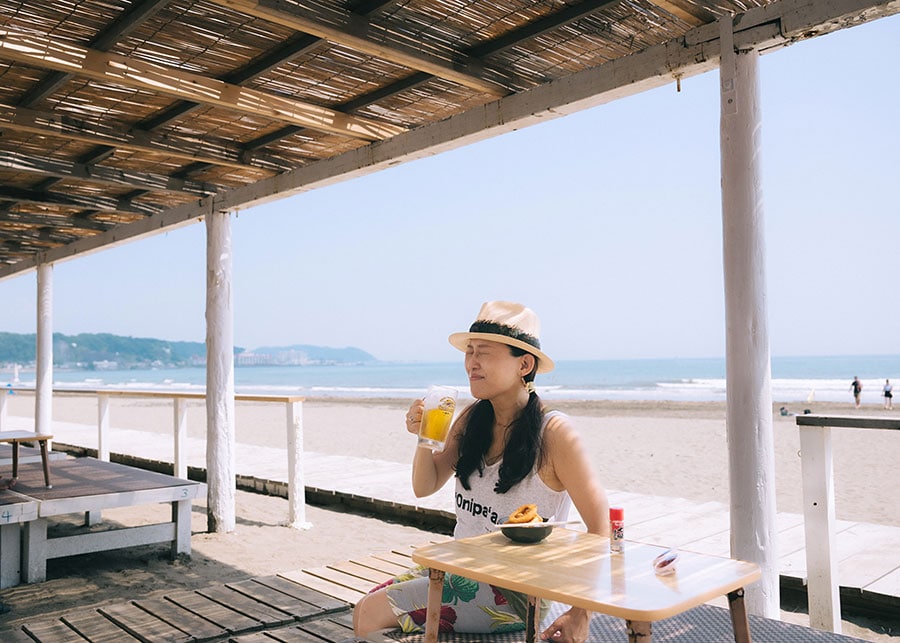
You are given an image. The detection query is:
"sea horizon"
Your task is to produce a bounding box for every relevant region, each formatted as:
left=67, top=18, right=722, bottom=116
left=3, top=354, right=898, bottom=405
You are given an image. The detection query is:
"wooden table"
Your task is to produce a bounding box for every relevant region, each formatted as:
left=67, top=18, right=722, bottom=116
left=0, top=431, right=53, bottom=487
left=412, top=529, right=761, bottom=643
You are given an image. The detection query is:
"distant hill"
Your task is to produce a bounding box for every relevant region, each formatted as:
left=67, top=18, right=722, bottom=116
left=241, top=344, right=377, bottom=366
left=0, top=332, right=223, bottom=369
left=0, top=332, right=376, bottom=369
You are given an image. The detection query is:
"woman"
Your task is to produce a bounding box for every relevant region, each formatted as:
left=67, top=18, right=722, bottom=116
left=353, top=301, right=609, bottom=643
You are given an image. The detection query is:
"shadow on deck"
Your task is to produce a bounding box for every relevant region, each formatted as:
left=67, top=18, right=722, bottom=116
left=0, top=542, right=875, bottom=642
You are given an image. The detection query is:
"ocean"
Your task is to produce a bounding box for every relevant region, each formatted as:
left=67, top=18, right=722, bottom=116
left=3, top=355, right=898, bottom=404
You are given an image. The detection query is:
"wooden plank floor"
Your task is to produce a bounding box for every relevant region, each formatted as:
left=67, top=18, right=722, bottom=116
left=1, top=573, right=357, bottom=642
left=4, top=413, right=900, bottom=612
left=1, top=541, right=875, bottom=642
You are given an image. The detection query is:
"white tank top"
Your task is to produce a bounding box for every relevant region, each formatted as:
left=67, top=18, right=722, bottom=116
left=453, top=411, right=572, bottom=539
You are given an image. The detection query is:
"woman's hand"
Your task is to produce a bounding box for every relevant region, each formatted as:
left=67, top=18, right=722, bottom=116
left=540, top=606, right=590, bottom=643
left=405, top=399, right=424, bottom=435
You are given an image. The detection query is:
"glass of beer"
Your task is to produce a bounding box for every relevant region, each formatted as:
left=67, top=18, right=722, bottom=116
left=418, top=385, right=458, bottom=451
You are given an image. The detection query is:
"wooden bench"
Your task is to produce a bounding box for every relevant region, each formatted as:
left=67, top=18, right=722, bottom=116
left=0, top=431, right=53, bottom=488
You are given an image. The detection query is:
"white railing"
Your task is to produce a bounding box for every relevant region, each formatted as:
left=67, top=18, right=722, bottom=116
left=0, top=387, right=308, bottom=528
left=794, top=414, right=900, bottom=633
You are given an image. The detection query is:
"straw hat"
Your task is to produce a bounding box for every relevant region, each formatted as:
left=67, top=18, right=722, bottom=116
left=448, top=301, right=554, bottom=373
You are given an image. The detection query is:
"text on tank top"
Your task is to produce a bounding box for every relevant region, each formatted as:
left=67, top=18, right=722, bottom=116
left=453, top=410, right=572, bottom=539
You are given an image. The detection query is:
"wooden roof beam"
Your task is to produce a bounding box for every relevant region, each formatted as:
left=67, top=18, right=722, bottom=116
left=0, top=211, right=114, bottom=233
left=139, top=32, right=324, bottom=131
left=208, top=0, right=511, bottom=96
left=0, top=28, right=407, bottom=141
left=0, top=104, right=286, bottom=172
left=79, top=147, right=117, bottom=166
left=250, top=2, right=627, bottom=145
left=0, top=186, right=159, bottom=217
left=3, top=0, right=897, bottom=280
left=0, top=227, right=72, bottom=246
left=644, top=0, right=709, bottom=27
left=148, top=0, right=399, bottom=132
left=0, top=150, right=217, bottom=196
left=346, top=0, right=402, bottom=16
left=18, top=0, right=174, bottom=108
left=11, top=1, right=176, bottom=216
left=469, top=0, right=625, bottom=57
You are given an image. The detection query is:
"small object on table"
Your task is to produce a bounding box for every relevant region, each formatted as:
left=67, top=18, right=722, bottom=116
left=609, top=506, right=624, bottom=552
left=653, top=549, right=678, bottom=575
left=500, top=520, right=553, bottom=543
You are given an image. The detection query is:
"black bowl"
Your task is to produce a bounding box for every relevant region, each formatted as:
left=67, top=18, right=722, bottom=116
left=500, top=521, right=553, bottom=543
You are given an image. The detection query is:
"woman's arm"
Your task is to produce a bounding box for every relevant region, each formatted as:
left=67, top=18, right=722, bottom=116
left=543, top=414, right=609, bottom=535
left=539, top=414, right=610, bottom=643
left=407, top=401, right=466, bottom=497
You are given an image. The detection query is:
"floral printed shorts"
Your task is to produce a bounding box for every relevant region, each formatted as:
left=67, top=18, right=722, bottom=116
left=370, top=565, right=531, bottom=634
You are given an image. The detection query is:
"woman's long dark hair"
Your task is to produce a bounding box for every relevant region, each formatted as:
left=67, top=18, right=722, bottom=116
left=455, top=346, right=544, bottom=493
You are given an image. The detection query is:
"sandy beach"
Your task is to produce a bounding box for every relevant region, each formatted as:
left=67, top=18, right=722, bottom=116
left=1, top=393, right=898, bottom=639
left=11, top=393, right=894, bottom=526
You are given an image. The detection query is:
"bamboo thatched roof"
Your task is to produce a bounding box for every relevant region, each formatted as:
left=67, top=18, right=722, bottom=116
left=0, top=0, right=896, bottom=275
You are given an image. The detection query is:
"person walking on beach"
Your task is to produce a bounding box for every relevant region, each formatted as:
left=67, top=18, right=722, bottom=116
left=884, top=379, right=894, bottom=410
left=851, top=376, right=863, bottom=408
left=353, top=301, right=610, bottom=643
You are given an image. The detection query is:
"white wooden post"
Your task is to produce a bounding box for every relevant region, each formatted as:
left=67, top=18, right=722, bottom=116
left=798, top=425, right=841, bottom=632
left=206, top=208, right=236, bottom=532
left=719, top=17, right=779, bottom=618
left=286, top=399, right=311, bottom=529
left=97, top=394, right=110, bottom=462
left=86, top=392, right=111, bottom=525
left=35, top=264, right=53, bottom=437
left=0, top=392, right=7, bottom=431
left=174, top=397, right=188, bottom=479
left=0, top=523, right=22, bottom=588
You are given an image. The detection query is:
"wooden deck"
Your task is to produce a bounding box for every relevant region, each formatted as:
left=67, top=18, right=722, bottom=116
left=2, top=412, right=899, bottom=620
left=0, top=457, right=205, bottom=588
left=0, top=538, right=874, bottom=642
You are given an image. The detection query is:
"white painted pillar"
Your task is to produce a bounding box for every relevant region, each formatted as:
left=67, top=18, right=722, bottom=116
left=719, top=19, right=779, bottom=618
left=798, top=426, right=841, bottom=632
left=286, top=399, right=311, bottom=529
left=206, top=209, right=236, bottom=532
left=174, top=397, right=188, bottom=480
left=35, top=264, right=53, bottom=436
left=97, top=394, right=111, bottom=461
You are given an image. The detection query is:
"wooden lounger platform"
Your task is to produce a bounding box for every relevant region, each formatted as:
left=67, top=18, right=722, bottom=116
left=0, top=540, right=872, bottom=642
left=0, top=457, right=205, bottom=588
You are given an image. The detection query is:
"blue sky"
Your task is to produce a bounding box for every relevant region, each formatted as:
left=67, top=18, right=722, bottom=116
left=0, top=15, right=898, bottom=363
